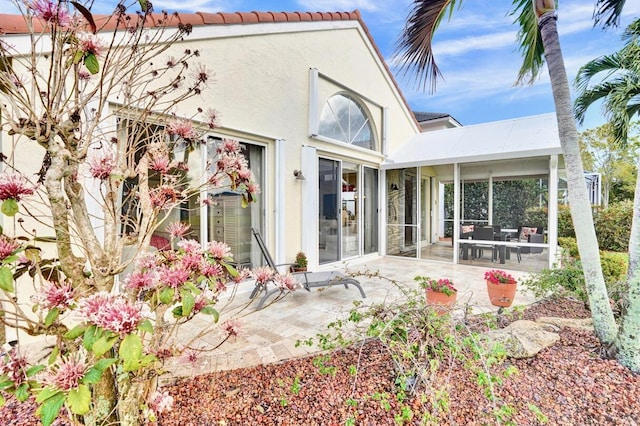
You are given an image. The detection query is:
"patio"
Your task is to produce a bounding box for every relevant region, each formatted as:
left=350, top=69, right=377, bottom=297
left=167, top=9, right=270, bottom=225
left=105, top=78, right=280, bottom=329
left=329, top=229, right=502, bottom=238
left=421, top=240, right=550, bottom=273
left=166, top=256, right=538, bottom=379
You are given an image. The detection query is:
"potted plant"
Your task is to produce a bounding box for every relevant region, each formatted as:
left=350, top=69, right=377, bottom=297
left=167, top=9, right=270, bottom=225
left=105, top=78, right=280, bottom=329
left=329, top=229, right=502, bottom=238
left=484, top=269, right=518, bottom=307
left=291, top=251, right=308, bottom=272
left=415, top=276, right=457, bottom=313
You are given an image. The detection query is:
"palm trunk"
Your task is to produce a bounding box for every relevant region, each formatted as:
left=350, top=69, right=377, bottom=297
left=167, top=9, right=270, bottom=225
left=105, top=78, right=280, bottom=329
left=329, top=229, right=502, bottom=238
left=616, top=154, right=640, bottom=372
left=537, top=11, right=618, bottom=344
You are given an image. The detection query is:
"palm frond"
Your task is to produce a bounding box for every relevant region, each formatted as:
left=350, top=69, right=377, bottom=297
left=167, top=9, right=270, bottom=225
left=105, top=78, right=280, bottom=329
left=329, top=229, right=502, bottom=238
left=574, top=53, right=624, bottom=92
left=574, top=81, right=621, bottom=124
left=510, top=0, right=545, bottom=85
left=593, top=0, right=627, bottom=29
left=395, top=0, right=462, bottom=93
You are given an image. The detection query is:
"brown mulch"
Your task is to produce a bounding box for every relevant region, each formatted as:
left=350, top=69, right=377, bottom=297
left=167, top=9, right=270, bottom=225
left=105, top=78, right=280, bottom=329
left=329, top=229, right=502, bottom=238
left=3, top=298, right=639, bottom=425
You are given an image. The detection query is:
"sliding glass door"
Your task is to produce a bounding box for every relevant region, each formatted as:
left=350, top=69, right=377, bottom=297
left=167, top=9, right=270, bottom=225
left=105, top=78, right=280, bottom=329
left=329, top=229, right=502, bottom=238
left=318, top=159, right=378, bottom=264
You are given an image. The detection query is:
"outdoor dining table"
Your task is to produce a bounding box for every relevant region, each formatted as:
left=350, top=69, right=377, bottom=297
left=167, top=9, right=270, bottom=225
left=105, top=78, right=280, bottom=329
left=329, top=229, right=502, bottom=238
left=460, top=231, right=512, bottom=264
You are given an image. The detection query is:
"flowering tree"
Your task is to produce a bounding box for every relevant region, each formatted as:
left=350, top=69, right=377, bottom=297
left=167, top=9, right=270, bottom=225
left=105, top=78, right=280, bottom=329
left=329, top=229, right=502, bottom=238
left=0, top=1, right=284, bottom=424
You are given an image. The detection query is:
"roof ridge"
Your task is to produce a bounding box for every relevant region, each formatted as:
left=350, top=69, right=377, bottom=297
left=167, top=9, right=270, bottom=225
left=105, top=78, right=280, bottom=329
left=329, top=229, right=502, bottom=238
left=0, top=10, right=362, bottom=34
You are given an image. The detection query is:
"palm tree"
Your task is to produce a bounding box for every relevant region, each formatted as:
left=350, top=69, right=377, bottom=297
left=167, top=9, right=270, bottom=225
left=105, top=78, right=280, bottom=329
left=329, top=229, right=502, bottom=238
left=396, top=0, right=635, bottom=370
left=574, top=18, right=640, bottom=371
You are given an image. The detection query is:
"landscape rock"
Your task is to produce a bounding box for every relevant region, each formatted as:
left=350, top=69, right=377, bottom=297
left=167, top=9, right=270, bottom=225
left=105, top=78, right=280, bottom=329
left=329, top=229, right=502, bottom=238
left=482, top=320, right=560, bottom=358
left=535, top=316, right=594, bottom=331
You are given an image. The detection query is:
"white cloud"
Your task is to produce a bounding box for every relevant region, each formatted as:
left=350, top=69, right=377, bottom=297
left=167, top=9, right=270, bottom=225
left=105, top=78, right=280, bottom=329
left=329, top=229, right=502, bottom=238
left=296, top=0, right=380, bottom=13
left=432, top=31, right=517, bottom=57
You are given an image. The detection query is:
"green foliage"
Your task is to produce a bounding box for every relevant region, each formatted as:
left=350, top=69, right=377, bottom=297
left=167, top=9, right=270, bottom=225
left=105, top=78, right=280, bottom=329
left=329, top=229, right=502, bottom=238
left=307, top=281, right=522, bottom=424
left=558, top=237, right=579, bottom=258
left=523, top=207, right=548, bottom=229
left=557, top=206, right=575, bottom=238
left=600, top=251, right=628, bottom=285
left=520, top=259, right=586, bottom=300
left=594, top=200, right=633, bottom=251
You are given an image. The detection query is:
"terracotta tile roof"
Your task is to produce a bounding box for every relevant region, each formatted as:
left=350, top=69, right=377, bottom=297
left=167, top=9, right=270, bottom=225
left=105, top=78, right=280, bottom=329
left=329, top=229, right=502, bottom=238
left=0, top=10, right=418, bottom=129
left=0, top=10, right=363, bottom=34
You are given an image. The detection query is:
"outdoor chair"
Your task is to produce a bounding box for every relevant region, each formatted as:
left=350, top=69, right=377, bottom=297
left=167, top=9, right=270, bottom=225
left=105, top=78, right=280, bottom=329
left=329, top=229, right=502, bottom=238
left=249, top=228, right=366, bottom=308
left=471, top=226, right=496, bottom=261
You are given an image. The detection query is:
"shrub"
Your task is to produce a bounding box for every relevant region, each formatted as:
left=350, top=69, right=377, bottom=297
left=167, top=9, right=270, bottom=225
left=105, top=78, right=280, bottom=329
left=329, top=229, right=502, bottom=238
left=600, top=251, right=628, bottom=285
left=594, top=200, right=632, bottom=252
left=521, top=259, right=586, bottom=301
left=523, top=207, right=548, bottom=230
left=557, top=206, right=575, bottom=238
left=558, top=237, right=579, bottom=258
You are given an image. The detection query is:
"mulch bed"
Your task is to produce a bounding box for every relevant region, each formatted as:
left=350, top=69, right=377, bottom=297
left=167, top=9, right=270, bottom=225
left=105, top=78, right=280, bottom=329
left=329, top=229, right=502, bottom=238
left=3, top=298, right=639, bottom=425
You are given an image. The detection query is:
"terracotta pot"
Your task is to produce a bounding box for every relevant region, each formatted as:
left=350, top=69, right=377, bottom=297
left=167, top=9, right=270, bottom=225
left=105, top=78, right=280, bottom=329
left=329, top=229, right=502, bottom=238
left=486, top=280, right=517, bottom=307
left=291, top=266, right=307, bottom=272
left=426, top=290, right=457, bottom=314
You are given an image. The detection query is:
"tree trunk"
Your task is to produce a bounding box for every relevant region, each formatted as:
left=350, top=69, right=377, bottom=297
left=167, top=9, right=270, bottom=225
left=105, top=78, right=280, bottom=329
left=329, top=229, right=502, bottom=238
left=538, top=11, right=618, bottom=344
left=86, top=368, right=119, bottom=425
left=616, top=154, right=640, bottom=371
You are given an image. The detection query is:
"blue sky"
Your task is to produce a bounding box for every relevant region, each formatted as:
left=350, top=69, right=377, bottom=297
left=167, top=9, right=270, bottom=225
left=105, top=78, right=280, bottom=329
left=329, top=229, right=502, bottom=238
left=2, top=0, right=639, bottom=129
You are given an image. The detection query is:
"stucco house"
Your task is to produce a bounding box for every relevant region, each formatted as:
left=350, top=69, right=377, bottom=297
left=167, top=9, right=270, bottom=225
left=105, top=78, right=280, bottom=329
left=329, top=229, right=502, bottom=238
left=0, top=8, right=562, bottom=284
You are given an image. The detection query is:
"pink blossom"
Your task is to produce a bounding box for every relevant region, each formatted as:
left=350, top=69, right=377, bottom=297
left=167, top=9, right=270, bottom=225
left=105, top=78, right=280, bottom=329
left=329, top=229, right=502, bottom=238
left=39, top=351, right=88, bottom=391
left=166, top=222, right=190, bottom=239
left=179, top=348, right=199, bottom=365
left=167, top=119, right=197, bottom=140
left=237, top=168, right=253, bottom=181
left=29, top=0, right=71, bottom=27
left=0, top=348, right=29, bottom=385
left=38, top=281, right=75, bottom=310
left=149, top=185, right=181, bottom=209
left=217, top=139, right=241, bottom=154
left=232, top=268, right=251, bottom=283
left=0, top=173, right=35, bottom=201
left=158, top=266, right=190, bottom=289
left=148, top=390, right=174, bottom=414
left=191, top=64, right=213, bottom=83
left=274, top=274, right=301, bottom=291
left=0, top=235, right=19, bottom=261
left=193, top=289, right=214, bottom=312
left=201, top=262, right=223, bottom=278
left=136, top=252, right=160, bottom=270
left=205, top=108, right=219, bottom=129
left=76, top=292, right=143, bottom=335
left=206, top=241, right=232, bottom=260
left=221, top=318, right=241, bottom=337
left=124, top=270, right=157, bottom=291
left=77, top=69, right=91, bottom=81
left=149, top=155, right=171, bottom=174
left=252, top=266, right=274, bottom=285
left=77, top=32, right=105, bottom=56
left=180, top=253, right=202, bottom=272
left=88, top=153, right=116, bottom=180
left=177, top=239, right=201, bottom=255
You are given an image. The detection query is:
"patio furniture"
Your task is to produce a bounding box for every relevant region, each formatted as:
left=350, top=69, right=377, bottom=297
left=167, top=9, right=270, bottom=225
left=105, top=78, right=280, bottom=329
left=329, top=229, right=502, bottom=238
left=249, top=228, right=366, bottom=308
left=521, top=232, right=544, bottom=254
left=471, top=226, right=497, bottom=261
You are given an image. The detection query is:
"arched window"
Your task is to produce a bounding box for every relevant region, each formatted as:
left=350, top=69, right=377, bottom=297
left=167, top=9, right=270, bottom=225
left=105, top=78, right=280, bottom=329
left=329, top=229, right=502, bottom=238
left=318, top=94, right=375, bottom=150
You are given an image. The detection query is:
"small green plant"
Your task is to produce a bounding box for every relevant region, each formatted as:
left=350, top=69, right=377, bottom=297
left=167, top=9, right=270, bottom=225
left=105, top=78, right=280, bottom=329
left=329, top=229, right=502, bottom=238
left=527, top=403, right=549, bottom=424
left=290, top=376, right=301, bottom=395
left=312, top=355, right=337, bottom=376
left=294, top=251, right=308, bottom=268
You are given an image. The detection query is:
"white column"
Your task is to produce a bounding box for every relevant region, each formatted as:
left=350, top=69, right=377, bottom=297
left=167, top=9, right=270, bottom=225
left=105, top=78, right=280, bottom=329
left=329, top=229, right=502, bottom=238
left=308, top=68, right=319, bottom=137
left=275, top=139, right=286, bottom=265
left=488, top=171, right=493, bottom=225
left=301, top=146, right=319, bottom=268
left=548, top=154, right=559, bottom=268
left=380, top=170, right=387, bottom=255
left=453, top=163, right=460, bottom=264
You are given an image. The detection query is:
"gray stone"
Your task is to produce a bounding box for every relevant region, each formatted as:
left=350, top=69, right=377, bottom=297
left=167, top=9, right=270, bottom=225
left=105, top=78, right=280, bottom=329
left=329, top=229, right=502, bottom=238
left=482, top=320, right=560, bottom=359
left=536, top=316, right=594, bottom=332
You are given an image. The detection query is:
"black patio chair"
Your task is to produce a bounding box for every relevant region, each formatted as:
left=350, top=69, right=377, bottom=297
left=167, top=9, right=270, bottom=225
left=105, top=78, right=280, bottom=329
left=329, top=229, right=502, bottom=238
left=249, top=228, right=366, bottom=308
